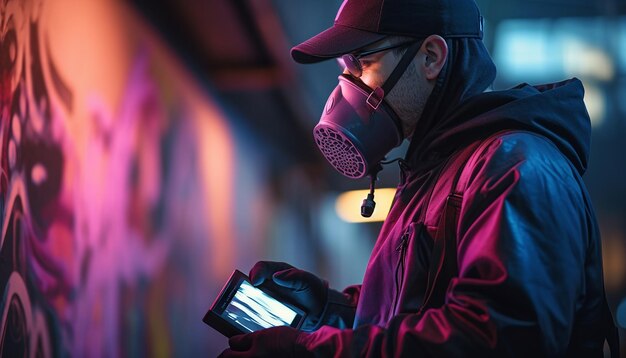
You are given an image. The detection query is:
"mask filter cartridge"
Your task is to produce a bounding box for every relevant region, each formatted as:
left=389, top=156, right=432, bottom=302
left=313, top=75, right=403, bottom=179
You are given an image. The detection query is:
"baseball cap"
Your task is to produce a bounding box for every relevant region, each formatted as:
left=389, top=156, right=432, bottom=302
left=291, top=0, right=484, bottom=64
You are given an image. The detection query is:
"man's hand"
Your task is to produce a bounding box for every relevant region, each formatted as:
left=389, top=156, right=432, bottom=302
left=249, top=261, right=328, bottom=330
left=218, top=326, right=304, bottom=358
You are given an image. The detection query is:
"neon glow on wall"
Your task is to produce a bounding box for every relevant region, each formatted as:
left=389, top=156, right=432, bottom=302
left=0, top=0, right=261, bottom=356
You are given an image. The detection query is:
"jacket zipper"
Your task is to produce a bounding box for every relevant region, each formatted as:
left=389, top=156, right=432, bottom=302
left=398, top=159, right=410, bottom=184
left=392, top=227, right=411, bottom=314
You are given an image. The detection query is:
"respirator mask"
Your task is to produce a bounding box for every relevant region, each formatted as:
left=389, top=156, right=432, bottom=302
left=313, top=40, right=423, bottom=216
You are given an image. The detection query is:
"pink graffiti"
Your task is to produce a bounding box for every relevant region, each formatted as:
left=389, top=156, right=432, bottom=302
left=69, top=52, right=171, bottom=357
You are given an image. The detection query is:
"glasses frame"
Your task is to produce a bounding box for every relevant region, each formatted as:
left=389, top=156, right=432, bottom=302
left=341, top=41, right=417, bottom=78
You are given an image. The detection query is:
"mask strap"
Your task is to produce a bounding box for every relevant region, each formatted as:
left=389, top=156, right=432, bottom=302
left=366, top=40, right=424, bottom=109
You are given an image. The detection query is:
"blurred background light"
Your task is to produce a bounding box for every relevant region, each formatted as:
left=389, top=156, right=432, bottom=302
left=563, top=39, right=614, bottom=81
left=335, top=188, right=396, bottom=223
left=493, top=19, right=556, bottom=80
left=492, top=16, right=623, bottom=129
left=619, top=18, right=626, bottom=72
left=582, top=82, right=606, bottom=127
left=602, top=227, right=626, bottom=291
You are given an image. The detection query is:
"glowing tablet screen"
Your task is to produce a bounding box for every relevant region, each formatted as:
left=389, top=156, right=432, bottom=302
left=221, top=280, right=298, bottom=333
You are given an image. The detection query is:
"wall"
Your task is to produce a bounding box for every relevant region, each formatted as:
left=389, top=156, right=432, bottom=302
left=0, top=0, right=289, bottom=356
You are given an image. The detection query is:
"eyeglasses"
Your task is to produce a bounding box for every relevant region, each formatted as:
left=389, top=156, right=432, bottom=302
left=341, top=41, right=417, bottom=78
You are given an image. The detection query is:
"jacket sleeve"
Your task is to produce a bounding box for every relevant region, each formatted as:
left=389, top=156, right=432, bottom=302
left=315, top=285, right=361, bottom=330
left=296, top=133, right=597, bottom=357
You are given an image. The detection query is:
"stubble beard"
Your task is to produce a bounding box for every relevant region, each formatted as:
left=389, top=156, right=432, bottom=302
left=385, top=62, right=430, bottom=139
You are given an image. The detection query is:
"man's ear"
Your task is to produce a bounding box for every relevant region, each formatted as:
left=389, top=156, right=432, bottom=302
left=421, top=35, right=448, bottom=80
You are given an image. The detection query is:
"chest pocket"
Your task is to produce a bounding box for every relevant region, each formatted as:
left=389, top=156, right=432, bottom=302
left=419, top=193, right=463, bottom=312
left=392, top=222, right=431, bottom=315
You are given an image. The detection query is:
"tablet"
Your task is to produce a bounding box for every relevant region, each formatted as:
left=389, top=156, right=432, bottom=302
left=203, top=270, right=307, bottom=337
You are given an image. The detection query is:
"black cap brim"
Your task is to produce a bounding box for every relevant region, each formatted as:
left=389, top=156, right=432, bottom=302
left=291, top=24, right=386, bottom=64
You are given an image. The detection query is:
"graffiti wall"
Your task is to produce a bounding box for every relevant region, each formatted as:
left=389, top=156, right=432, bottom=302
left=0, top=0, right=281, bottom=356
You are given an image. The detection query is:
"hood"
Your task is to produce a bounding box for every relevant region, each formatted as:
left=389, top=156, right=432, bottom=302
left=414, top=78, right=592, bottom=176
left=401, top=37, right=591, bottom=176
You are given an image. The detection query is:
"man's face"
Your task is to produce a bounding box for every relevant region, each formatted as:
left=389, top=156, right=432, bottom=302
left=344, top=39, right=434, bottom=139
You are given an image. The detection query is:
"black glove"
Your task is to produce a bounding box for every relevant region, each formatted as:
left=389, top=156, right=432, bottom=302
left=218, top=326, right=307, bottom=358
left=249, top=261, right=328, bottom=330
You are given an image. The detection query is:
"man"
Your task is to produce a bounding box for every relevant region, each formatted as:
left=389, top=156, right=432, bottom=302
left=220, top=0, right=618, bottom=356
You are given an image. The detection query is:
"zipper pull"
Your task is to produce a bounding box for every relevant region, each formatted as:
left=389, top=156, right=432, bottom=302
left=396, top=231, right=410, bottom=252
left=396, top=224, right=420, bottom=252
